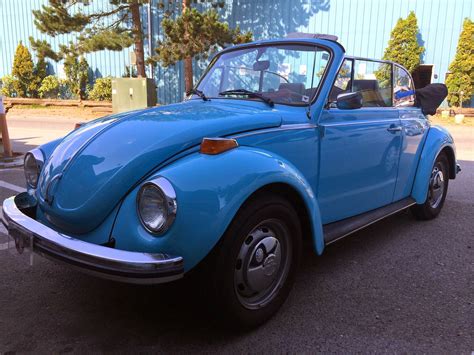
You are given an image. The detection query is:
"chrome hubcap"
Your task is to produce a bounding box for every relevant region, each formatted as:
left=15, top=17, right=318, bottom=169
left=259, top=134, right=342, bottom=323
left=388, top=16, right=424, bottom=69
left=234, top=220, right=290, bottom=309
left=428, top=165, right=444, bottom=208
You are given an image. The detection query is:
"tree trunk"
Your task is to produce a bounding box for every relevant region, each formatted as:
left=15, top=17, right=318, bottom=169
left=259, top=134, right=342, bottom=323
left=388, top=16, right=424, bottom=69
left=184, top=57, right=193, bottom=93
left=182, top=0, right=193, bottom=93
left=130, top=1, right=146, bottom=78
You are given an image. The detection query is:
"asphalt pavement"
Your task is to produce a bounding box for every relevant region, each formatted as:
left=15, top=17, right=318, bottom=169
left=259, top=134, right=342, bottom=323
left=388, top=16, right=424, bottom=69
left=0, top=122, right=472, bottom=353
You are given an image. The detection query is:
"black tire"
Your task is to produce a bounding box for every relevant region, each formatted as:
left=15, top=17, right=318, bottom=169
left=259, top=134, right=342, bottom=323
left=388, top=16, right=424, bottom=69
left=411, top=153, right=449, bottom=220
left=209, top=193, right=302, bottom=328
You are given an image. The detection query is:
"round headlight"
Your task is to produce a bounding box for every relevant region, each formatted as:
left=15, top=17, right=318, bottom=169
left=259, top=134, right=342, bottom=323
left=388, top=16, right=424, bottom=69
left=137, top=177, right=177, bottom=235
left=24, top=152, right=41, bottom=188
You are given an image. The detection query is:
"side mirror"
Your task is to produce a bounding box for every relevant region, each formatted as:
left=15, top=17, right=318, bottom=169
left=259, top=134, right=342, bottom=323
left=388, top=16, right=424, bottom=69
left=336, top=92, right=363, bottom=109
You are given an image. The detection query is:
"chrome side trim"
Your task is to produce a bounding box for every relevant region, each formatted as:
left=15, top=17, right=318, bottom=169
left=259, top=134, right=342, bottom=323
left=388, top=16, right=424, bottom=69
left=2, top=195, right=184, bottom=285
left=321, top=119, right=400, bottom=127
left=324, top=197, right=416, bottom=245
left=232, top=123, right=317, bottom=139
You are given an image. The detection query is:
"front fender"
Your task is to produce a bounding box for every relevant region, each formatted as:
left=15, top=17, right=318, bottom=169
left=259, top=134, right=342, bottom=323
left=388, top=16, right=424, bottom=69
left=412, top=125, right=456, bottom=204
left=38, top=138, right=63, bottom=159
left=111, top=147, right=324, bottom=272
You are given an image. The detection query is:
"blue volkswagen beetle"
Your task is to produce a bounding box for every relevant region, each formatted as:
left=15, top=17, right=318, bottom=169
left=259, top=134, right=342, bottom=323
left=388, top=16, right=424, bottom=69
left=2, top=34, right=460, bottom=327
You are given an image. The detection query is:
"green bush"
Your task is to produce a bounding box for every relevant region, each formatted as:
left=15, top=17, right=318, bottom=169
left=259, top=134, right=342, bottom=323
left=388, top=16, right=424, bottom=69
left=38, top=75, right=60, bottom=98
left=88, top=77, right=112, bottom=101
left=0, top=75, right=17, bottom=97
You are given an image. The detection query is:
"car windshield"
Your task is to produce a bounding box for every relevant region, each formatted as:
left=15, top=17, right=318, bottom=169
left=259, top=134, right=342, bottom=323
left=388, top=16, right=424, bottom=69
left=194, top=43, right=331, bottom=106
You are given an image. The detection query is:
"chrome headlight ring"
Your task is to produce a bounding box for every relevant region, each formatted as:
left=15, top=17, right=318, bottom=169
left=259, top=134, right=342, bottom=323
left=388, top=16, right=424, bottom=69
left=24, top=148, right=45, bottom=189
left=137, top=177, right=177, bottom=236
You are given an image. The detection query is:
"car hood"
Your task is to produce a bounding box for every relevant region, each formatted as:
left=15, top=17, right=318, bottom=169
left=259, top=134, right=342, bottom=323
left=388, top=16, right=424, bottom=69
left=37, top=100, right=281, bottom=234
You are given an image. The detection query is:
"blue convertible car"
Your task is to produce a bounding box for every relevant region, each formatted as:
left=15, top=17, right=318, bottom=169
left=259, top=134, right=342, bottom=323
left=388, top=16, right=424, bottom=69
left=2, top=34, right=460, bottom=327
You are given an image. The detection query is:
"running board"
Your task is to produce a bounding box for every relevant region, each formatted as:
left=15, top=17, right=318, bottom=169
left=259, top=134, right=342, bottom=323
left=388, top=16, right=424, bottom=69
left=323, top=197, right=416, bottom=245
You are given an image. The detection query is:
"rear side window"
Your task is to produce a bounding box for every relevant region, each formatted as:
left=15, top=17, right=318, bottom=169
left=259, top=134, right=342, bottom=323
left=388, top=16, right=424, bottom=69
left=393, top=66, right=415, bottom=107
left=353, top=60, right=393, bottom=107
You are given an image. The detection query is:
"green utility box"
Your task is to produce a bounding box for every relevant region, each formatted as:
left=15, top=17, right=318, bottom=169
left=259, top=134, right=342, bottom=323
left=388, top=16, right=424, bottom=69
left=112, top=78, right=157, bottom=113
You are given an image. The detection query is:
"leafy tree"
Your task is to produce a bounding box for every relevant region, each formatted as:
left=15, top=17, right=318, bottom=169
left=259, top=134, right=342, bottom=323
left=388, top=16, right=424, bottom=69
left=59, top=79, right=74, bottom=99
left=39, top=75, right=60, bottom=98
left=31, top=0, right=146, bottom=77
left=446, top=18, right=474, bottom=107
left=29, top=37, right=55, bottom=98
left=88, top=77, right=112, bottom=101
left=64, top=55, right=90, bottom=99
left=11, top=42, right=36, bottom=97
left=28, top=57, right=48, bottom=98
left=382, top=11, right=424, bottom=73
left=151, top=2, right=252, bottom=93
left=0, top=75, right=17, bottom=97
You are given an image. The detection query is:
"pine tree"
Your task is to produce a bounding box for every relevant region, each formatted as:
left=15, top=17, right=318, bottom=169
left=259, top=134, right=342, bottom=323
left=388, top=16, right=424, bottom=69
left=12, top=42, right=35, bottom=97
left=64, top=55, right=90, bottom=100
left=31, top=0, right=146, bottom=77
left=382, top=11, right=424, bottom=73
left=151, top=2, right=252, bottom=93
left=446, top=18, right=474, bottom=107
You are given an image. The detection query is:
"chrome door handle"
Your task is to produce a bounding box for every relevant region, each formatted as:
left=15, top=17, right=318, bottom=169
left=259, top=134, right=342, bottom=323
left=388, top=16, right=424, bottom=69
left=387, top=126, right=403, bottom=132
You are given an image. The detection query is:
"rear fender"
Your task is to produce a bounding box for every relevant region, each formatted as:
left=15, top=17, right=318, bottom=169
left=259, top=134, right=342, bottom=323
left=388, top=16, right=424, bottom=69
left=411, top=125, right=456, bottom=204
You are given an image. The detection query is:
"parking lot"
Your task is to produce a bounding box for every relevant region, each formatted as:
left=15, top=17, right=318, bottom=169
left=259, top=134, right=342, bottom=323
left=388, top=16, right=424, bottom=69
left=0, top=117, right=473, bottom=353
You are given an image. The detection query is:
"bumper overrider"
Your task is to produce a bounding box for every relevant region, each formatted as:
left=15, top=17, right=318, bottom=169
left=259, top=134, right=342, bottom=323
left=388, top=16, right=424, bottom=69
left=1, top=193, right=184, bottom=284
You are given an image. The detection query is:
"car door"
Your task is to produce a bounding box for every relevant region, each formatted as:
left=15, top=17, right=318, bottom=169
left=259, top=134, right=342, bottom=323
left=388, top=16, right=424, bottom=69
left=318, top=59, right=403, bottom=224
left=392, top=65, right=430, bottom=201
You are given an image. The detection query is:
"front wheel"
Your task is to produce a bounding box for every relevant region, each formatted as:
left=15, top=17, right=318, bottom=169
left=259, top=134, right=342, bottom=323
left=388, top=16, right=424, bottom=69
left=411, top=153, right=449, bottom=220
left=210, top=194, right=302, bottom=328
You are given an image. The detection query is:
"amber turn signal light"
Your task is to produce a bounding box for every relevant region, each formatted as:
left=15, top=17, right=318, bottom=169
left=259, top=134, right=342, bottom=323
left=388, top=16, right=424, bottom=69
left=200, top=138, right=238, bottom=155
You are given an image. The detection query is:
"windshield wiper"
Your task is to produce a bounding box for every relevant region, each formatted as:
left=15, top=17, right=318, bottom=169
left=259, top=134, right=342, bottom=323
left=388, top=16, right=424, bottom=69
left=219, top=89, right=274, bottom=107
left=188, top=88, right=209, bottom=101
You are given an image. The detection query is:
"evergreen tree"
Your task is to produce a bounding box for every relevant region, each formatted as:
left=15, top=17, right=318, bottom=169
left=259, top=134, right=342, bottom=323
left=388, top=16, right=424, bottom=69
left=446, top=18, right=474, bottom=107
left=151, top=2, right=252, bottom=93
left=64, top=55, right=90, bottom=100
left=31, top=0, right=146, bottom=77
left=12, top=42, right=35, bottom=97
left=382, top=11, right=424, bottom=73
left=29, top=58, right=48, bottom=98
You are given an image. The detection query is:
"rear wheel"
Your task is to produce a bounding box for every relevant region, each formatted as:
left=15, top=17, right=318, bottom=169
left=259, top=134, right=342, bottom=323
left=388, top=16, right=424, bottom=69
left=411, top=153, right=449, bottom=220
left=210, top=194, right=301, bottom=328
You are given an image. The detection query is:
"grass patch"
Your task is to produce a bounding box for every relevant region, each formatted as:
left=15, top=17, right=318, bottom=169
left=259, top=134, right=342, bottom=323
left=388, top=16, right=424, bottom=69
left=431, top=114, right=474, bottom=127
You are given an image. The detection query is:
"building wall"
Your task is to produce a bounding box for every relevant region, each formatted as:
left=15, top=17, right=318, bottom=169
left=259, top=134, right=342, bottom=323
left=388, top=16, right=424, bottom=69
left=0, top=0, right=472, bottom=104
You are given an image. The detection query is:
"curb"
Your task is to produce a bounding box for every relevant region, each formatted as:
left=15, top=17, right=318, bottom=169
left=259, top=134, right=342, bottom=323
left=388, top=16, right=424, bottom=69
left=0, top=155, right=23, bottom=169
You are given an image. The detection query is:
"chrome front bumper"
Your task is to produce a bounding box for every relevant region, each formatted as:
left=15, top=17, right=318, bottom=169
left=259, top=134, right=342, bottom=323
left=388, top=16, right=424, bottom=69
left=1, top=194, right=184, bottom=285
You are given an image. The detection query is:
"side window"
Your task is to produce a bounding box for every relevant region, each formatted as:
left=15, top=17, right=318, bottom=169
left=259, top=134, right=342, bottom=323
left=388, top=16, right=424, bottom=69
left=329, top=59, right=353, bottom=102
left=393, top=66, right=415, bottom=107
left=353, top=60, right=392, bottom=107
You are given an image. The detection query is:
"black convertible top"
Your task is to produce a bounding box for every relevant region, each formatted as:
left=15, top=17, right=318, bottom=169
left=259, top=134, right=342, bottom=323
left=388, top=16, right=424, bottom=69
left=415, top=84, right=448, bottom=115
